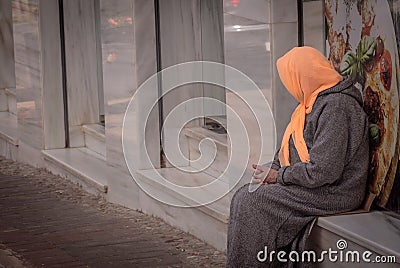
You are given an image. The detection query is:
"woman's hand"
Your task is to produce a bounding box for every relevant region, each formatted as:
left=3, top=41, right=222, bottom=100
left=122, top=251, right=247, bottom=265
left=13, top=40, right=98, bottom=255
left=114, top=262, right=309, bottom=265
left=251, top=164, right=278, bottom=184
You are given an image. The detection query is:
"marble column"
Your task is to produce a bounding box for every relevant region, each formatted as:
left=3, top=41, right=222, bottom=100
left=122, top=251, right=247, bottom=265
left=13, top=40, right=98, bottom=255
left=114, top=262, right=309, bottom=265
left=0, top=0, right=16, bottom=112
left=38, top=0, right=66, bottom=149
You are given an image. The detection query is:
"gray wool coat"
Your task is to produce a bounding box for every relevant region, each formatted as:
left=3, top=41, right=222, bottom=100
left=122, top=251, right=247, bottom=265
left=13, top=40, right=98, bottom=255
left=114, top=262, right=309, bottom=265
left=227, top=77, right=369, bottom=267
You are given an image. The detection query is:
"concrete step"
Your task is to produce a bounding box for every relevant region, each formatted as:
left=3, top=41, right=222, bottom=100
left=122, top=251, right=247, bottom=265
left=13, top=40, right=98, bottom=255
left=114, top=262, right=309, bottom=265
left=82, top=124, right=106, bottom=159
left=42, top=148, right=108, bottom=195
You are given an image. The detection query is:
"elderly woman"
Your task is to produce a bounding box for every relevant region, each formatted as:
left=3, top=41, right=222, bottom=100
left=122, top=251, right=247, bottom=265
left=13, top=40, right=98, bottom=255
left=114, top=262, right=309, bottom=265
left=227, top=46, right=369, bottom=267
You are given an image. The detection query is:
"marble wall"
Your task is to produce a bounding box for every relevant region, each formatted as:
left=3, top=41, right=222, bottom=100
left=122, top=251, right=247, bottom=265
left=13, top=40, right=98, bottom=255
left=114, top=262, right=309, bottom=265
left=39, top=0, right=66, bottom=149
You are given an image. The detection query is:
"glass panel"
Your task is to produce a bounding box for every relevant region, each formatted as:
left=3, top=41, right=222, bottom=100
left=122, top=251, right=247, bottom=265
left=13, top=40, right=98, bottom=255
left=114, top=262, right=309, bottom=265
left=223, top=0, right=275, bottom=185
left=99, top=0, right=136, bottom=169
left=223, top=0, right=272, bottom=96
left=12, top=0, right=43, bottom=148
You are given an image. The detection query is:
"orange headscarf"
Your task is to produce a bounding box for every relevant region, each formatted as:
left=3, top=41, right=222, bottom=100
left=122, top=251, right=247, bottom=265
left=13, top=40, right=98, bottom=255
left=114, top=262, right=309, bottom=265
left=277, top=46, right=343, bottom=166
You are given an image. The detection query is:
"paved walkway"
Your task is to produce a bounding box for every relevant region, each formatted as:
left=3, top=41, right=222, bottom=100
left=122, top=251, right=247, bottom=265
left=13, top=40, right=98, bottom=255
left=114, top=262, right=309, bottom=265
left=0, top=157, right=226, bottom=267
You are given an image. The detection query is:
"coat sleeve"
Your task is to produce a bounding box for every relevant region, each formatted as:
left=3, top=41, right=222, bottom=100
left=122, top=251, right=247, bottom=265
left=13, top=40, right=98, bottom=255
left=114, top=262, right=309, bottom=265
left=277, top=99, right=349, bottom=188
left=262, top=150, right=281, bottom=171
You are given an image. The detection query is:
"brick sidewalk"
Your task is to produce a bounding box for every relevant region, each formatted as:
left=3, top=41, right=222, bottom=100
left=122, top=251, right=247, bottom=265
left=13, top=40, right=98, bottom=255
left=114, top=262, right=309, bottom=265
left=0, top=157, right=226, bottom=267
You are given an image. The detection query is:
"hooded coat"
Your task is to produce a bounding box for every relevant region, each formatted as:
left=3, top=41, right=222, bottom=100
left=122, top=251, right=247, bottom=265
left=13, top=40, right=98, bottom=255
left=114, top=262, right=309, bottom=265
left=226, top=77, right=369, bottom=267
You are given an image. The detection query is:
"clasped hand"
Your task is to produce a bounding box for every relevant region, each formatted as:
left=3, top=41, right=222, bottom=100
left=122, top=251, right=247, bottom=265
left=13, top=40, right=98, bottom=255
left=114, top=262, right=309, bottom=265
left=251, top=164, right=278, bottom=184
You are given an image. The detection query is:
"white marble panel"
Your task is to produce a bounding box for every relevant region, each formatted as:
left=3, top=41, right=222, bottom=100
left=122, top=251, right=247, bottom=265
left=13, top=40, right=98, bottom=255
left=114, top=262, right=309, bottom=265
left=316, top=212, right=400, bottom=260
left=185, top=127, right=229, bottom=179
left=63, top=0, right=100, bottom=127
left=0, top=0, right=16, bottom=89
left=307, top=224, right=400, bottom=267
left=38, top=0, right=66, bottom=149
left=0, top=138, right=18, bottom=160
left=69, top=125, right=85, bottom=148
left=0, top=111, right=19, bottom=162
left=106, top=168, right=141, bottom=211
left=0, top=112, right=18, bottom=145
left=226, top=90, right=275, bottom=176
left=82, top=124, right=105, bottom=158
